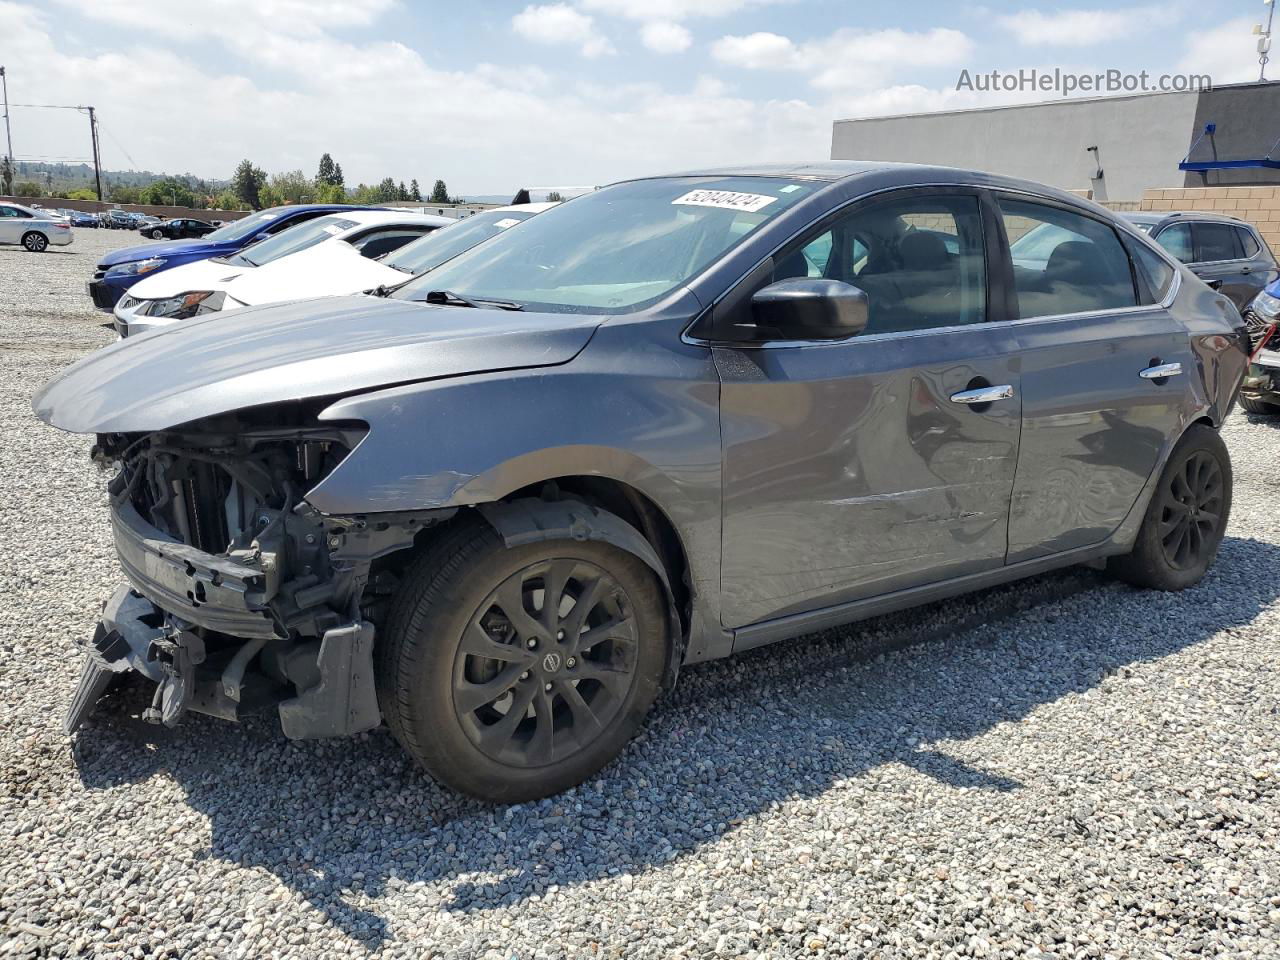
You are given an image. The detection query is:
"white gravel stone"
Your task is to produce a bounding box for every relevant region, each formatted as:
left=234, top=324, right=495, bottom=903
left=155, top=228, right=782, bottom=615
left=0, top=230, right=1278, bottom=958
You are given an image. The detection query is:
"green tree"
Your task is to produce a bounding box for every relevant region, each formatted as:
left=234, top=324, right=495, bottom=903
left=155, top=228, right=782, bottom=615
left=429, top=179, right=449, bottom=203
left=232, top=159, right=267, bottom=210
left=546, top=191, right=564, bottom=202
left=409, top=178, right=421, bottom=202
left=314, top=182, right=347, bottom=204
left=317, top=153, right=336, bottom=185
left=268, top=169, right=315, bottom=204
left=375, top=177, right=397, bottom=202
left=397, top=180, right=409, bottom=201
left=13, top=181, right=41, bottom=197
left=65, top=188, right=98, bottom=201
left=108, top=184, right=142, bottom=204
left=332, top=163, right=345, bottom=189
left=213, top=189, right=242, bottom=210
left=141, top=177, right=196, bottom=207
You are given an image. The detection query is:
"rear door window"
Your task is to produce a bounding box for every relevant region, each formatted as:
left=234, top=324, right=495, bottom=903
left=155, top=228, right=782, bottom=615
left=1194, top=222, right=1244, bottom=262
left=999, top=198, right=1137, bottom=318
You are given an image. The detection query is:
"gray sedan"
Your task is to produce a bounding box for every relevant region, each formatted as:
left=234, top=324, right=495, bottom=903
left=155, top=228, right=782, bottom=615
left=35, top=161, right=1248, bottom=802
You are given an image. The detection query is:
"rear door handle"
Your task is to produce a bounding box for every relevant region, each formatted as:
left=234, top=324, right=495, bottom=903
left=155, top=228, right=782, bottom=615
left=1241, top=266, right=1252, bottom=274
left=1140, top=362, right=1183, bottom=380
left=950, top=384, right=1014, bottom=404
left=1206, top=279, right=1224, bottom=289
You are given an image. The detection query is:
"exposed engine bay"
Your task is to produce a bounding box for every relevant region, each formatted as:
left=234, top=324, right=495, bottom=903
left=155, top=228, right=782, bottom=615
left=67, top=408, right=453, bottom=738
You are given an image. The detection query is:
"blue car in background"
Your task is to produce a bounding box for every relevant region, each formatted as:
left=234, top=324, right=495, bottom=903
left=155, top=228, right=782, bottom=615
left=87, top=203, right=382, bottom=310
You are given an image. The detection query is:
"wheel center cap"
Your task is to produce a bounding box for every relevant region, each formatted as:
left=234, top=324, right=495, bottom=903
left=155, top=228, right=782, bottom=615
left=541, top=651, right=563, bottom=673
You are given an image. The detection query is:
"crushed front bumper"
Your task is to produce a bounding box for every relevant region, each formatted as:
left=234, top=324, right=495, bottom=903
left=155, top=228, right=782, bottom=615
left=65, top=497, right=381, bottom=739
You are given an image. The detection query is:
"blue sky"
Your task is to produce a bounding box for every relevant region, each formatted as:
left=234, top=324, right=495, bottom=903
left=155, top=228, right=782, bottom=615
left=2, top=0, right=1267, bottom=195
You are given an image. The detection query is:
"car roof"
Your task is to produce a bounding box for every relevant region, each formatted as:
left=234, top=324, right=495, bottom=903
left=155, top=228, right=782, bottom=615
left=326, top=210, right=454, bottom=229
left=1120, top=210, right=1255, bottom=229
left=486, top=201, right=558, bottom=214
left=618, top=160, right=1123, bottom=211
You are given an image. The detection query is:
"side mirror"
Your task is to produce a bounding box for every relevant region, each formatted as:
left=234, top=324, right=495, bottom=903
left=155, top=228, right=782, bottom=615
left=750, top=277, right=869, bottom=340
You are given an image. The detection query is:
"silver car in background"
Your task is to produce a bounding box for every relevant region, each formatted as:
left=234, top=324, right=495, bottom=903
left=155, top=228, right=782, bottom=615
left=0, top=202, right=74, bottom=251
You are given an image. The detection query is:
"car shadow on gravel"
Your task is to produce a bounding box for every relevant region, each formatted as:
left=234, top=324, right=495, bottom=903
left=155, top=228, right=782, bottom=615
left=69, top=534, right=1280, bottom=948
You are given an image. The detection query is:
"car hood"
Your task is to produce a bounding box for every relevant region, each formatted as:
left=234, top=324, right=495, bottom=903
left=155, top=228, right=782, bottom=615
left=99, top=237, right=237, bottom=266
left=224, top=242, right=403, bottom=307
left=34, top=295, right=602, bottom=434
left=124, top=257, right=254, bottom=300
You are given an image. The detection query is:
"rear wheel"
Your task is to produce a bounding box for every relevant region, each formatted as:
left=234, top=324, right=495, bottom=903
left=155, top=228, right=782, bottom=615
left=21, top=231, right=47, bottom=252
left=151, top=228, right=164, bottom=239
left=1240, top=394, right=1280, bottom=416
left=1108, top=424, right=1231, bottom=590
left=377, top=516, right=669, bottom=802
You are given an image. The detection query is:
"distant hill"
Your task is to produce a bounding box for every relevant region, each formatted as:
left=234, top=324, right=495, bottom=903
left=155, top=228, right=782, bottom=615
left=9, top=161, right=228, bottom=194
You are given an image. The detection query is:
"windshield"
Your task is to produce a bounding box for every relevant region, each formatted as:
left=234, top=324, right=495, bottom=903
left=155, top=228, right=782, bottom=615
left=382, top=209, right=536, bottom=275
left=223, top=216, right=357, bottom=267
left=203, top=208, right=290, bottom=243
left=392, top=177, right=820, bottom=313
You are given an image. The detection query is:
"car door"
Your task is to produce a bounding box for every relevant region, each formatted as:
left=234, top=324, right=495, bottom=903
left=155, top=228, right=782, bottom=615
left=713, top=188, right=1022, bottom=630
left=997, top=195, right=1192, bottom=561
left=0, top=206, right=20, bottom=243
left=1187, top=221, right=1260, bottom=310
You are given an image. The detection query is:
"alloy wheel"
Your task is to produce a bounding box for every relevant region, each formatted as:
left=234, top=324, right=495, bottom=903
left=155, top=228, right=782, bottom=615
left=451, top=557, right=639, bottom=767
left=1157, top=449, right=1224, bottom=570
left=23, top=233, right=47, bottom=252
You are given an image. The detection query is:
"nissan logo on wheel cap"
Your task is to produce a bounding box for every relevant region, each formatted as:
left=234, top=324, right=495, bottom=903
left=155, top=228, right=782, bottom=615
left=541, top=652, right=563, bottom=673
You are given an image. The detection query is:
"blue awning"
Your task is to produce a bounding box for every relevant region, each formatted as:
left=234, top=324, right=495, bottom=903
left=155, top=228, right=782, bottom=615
left=1180, top=123, right=1280, bottom=172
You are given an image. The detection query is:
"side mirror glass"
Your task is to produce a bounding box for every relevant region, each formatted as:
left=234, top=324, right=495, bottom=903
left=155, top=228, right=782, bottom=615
left=749, top=277, right=869, bottom=340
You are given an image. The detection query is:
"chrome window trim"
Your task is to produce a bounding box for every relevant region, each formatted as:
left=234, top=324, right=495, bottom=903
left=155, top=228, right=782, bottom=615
left=684, top=179, right=1182, bottom=351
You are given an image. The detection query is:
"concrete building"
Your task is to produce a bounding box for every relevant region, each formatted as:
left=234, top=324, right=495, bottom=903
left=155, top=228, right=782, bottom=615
left=830, top=81, right=1280, bottom=203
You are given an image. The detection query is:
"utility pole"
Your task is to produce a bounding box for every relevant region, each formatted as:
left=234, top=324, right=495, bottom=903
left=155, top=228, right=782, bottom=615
left=1260, top=0, right=1275, bottom=82
left=0, top=66, right=13, bottom=177
left=86, top=105, right=103, bottom=202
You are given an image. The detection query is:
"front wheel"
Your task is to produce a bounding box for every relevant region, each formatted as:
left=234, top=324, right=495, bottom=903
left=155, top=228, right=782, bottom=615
left=376, top=517, right=669, bottom=802
left=1107, top=424, right=1231, bottom=590
left=21, top=232, right=48, bottom=252
left=1240, top=395, right=1280, bottom=416
left=151, top=228, right=164, bottom=239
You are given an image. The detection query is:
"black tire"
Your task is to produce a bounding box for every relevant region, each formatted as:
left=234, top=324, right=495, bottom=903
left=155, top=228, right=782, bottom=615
left=376, top=514, right=669, bottom=802
left=151, top=228, right=165, bottom=240
left=21, top=231, right=47, bottom=252
left=1107, top=424, right=1231, bottom=591
left=1239, top=395, right=1280, bottom=416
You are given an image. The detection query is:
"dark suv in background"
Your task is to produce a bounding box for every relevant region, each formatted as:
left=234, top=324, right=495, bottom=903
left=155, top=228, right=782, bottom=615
left=38, top=163, right=1248, bottom=803
left=1122, top=211, right=1278, bottom=312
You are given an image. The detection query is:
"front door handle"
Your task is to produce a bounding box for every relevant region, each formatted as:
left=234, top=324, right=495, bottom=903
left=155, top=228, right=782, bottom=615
left=1140, top=362, right=1183, bottom=380
left=1206, top=279, right=1224, bottom=289
left=950, top=384, right=1014, bottom=404
left=1241, top=266, right=1252, bottom=275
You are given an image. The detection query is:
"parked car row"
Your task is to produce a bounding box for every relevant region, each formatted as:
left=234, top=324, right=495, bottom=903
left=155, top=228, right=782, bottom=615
left=31, top=165, right=1258, bottom=803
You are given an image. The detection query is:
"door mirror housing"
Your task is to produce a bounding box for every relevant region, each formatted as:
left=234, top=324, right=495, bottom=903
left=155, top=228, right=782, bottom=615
left=750, top=277, right=869, bottom=340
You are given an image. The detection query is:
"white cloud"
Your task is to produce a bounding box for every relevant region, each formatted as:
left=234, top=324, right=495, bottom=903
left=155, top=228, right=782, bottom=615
left=580, top=0, right=775, bottom=21
left=995, top=7, right=1159, bottom=46
left=1, top=0, right=827, bottom=193
left=711, top=31, right=800, bottom=69
left=512, top=4, right=615, bottom=58
left=1179, top=17, right=1263, bottom=84
left=641, top=20, right=693, bottom=53
left=713, top=27, right=974, bottom=90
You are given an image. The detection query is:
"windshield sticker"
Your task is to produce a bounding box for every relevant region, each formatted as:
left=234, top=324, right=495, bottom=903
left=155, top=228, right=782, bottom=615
left=494, top=218, right=522, bottom=229
left=671, top=190, right=777, bottom=213
left=322, top=224, right=345, bottom=235
left=779, top=185, right=803, bottom=193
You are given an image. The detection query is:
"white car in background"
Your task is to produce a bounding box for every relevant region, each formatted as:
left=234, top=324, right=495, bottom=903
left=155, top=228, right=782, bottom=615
left=0, top=202, right=74, bottom=251
left=113, top=210, right=451, bottom=336
left=113, top=203, right=555, bottom=337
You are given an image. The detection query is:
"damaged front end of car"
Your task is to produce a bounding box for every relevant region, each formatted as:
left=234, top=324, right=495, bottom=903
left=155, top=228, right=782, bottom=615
left=67, top=406, right=453, bottom=738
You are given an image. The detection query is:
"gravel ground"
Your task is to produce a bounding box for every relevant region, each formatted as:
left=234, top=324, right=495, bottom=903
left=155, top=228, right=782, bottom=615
left=1, top=229, right=1278, bottom=959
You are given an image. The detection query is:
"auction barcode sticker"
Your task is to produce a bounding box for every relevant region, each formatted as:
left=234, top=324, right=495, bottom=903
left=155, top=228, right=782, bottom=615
left=494, top=218, right=522, bottom=229
left=671, top=190, right=777, bottom=213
